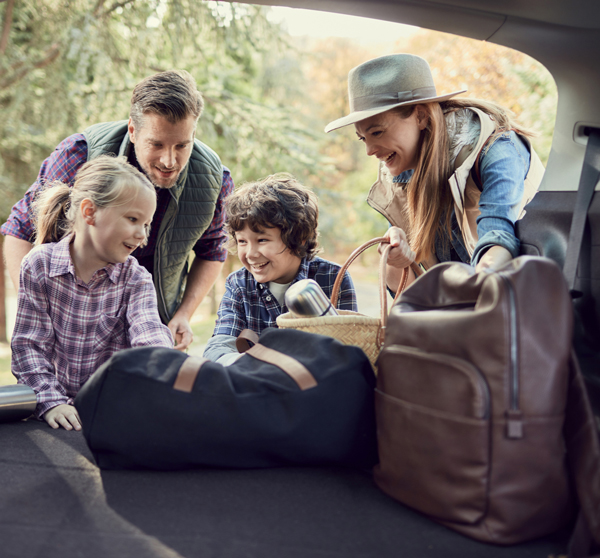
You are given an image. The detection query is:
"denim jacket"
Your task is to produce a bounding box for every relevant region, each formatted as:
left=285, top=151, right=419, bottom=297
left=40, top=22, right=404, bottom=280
left=366, top=107, right=545, bottom=266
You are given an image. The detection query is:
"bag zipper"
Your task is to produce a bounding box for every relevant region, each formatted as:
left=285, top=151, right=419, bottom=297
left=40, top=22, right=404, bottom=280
left=500, top=274, right=523, bottom=439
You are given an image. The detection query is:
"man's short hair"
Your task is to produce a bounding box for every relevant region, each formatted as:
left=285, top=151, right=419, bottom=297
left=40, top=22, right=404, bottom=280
left=225, top=173, right=321, bottom=261
left=130, top=70, right=204, bottom=128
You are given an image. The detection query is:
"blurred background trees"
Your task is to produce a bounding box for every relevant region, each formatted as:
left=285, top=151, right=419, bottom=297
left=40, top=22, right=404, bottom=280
left=0, top=0, right=559, bottom=360
left=0, top=0, right=557, bottom=256
left=0, top=0, right=557, bottom=250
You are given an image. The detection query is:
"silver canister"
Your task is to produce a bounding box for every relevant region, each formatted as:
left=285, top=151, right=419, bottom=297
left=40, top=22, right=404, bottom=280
left=285, top=279, right=339, bottom=318
left=0, top=384, right=36, bottom=423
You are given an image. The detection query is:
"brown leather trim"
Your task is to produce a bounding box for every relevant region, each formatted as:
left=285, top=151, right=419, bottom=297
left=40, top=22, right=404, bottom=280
left=236, top=329, right=260, bottom=353
left=245, top=343, right=317, bottom=390
left=173, top=356, right=208, bottom=393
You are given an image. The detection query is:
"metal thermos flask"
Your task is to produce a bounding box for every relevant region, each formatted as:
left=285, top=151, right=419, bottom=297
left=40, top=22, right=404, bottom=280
left=0, top=384, right=36, bottom=422
left=285, top=279, right=339, bottom=318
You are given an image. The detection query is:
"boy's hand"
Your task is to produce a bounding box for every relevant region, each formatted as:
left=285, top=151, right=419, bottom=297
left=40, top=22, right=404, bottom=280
left=44, top=404, right=82, bottom=431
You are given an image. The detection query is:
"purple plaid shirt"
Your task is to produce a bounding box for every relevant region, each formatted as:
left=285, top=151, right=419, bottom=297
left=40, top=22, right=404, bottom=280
left=11, top=235, right=174, bottom=419
left=213, top=257, right=358, bottom=337
left=0, top=133, right=234, bottom=266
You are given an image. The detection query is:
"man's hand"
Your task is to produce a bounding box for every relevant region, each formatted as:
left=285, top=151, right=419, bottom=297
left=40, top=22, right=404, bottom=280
left=168, top=313, right=193, bottom=351
left=44, top=404, right=82, bottom=431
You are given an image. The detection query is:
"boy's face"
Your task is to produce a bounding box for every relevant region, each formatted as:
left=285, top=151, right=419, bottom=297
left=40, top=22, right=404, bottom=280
left=236, top=224, right=302, bottom=284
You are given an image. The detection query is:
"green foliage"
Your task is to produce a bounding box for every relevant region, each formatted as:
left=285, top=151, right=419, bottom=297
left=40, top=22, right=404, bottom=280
left=0, top=0, right=329, bottom=222
left=0, top=2, right=558, bottom=254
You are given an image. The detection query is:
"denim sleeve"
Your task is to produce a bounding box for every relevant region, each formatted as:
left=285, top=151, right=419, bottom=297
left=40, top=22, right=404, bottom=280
left=471, top=131, right=531, bottom=265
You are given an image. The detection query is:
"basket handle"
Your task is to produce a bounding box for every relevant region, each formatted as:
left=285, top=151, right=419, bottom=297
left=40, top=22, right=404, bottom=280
left=330, top=237, right=422, bottom=329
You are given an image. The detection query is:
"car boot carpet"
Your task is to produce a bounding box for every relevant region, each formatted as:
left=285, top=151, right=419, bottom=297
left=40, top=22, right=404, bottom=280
left=0, top=420, right=570, bottom=558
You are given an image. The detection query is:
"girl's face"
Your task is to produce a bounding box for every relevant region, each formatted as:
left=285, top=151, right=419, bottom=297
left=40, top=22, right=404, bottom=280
left=83, top=185, right=156, bottom=268
left=235, top=224, right=301, bottom=285
left=354, top=106, right=428, bottom=176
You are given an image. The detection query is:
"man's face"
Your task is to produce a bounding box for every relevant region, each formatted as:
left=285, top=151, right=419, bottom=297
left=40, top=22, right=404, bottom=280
left=128, top=112, right=196, bottom=189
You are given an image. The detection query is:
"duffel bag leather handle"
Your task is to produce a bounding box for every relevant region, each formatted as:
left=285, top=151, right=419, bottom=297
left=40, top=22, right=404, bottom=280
left=236, top=329, right=317, bottom=391
left=173, top=356, right=209, bottom=393
left=236, top=329, right=260, bottom=353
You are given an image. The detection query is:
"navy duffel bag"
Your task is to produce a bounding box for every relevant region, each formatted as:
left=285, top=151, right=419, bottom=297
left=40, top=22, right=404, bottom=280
left=74, top=328, right=378, bottom=471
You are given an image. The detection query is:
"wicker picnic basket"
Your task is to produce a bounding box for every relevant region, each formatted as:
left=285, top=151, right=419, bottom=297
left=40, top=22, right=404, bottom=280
left=276, top=237, right=420, bottom=370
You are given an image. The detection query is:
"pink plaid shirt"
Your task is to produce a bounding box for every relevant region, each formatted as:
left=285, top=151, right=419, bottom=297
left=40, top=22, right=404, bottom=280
left=11, top=235, right=174, bottom=418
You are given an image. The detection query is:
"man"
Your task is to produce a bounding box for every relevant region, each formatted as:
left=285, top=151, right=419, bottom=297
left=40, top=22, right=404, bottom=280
left=1, top=70, right=234, bottom=351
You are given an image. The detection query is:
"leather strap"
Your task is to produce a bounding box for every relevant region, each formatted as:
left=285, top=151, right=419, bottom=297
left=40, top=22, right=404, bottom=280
left=331, top=236, right=389, bottom=309
left=236, top=329, right=260, bottom=353
left=245, top=343, right=317, bottom=391
left=173, top=356, right=208, bottom=393
left=564, top=128, right=600, bottom=295
left=330, top=236, right=421, bottom=323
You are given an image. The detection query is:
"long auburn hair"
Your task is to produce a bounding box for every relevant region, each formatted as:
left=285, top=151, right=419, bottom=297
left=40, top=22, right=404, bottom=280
left=396, top=97, right=534, bottom=262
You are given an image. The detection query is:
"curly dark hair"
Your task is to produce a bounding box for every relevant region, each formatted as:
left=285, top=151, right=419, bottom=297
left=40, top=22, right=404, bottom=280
left=225, top=173, right=321, bottom=260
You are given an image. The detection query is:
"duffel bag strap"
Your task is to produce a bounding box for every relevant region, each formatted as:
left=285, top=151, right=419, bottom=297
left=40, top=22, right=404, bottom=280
left=173, top=356, right=209, bottom=393
left=236, top=329, right=260, bottom=353
left=236, top=329, right=317, bottom=391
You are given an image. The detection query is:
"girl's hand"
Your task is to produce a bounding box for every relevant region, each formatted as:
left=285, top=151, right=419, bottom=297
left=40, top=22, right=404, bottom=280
left=379, top=226, right=415, bottom=269
left=44, top=404, right=82, bottom=431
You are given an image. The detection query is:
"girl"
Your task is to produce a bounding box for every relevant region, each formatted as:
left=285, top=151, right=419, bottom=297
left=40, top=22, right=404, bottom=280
left=11, top=155, right=173, bottom=431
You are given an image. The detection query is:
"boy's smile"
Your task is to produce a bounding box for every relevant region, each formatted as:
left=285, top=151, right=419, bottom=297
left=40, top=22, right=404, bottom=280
left=236, top=225, right=301, bottom=285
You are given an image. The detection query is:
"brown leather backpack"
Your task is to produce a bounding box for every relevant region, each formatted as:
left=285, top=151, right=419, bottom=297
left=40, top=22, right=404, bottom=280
left=374, top=256, right=600, bottom=547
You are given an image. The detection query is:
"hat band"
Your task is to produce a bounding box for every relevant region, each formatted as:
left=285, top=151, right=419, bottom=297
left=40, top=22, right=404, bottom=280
left=350, top=86, right=438, bottom=112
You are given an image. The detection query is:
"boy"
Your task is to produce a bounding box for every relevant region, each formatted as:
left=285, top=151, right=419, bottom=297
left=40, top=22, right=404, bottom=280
left=203, top=173, right=357, bottom=365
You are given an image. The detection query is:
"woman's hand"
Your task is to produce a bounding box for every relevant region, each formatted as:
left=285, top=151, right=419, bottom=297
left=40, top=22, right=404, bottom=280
left=380, top=227, right=416, bottom=294
left=379, top=227, right=415, bottom=269
left=44, top=404, right=82, bottom=431
left=475, top=245, right=513, bottom=273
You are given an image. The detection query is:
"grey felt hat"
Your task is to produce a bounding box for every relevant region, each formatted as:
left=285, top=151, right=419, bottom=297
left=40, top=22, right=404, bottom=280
left=325, top=54, right=467, bottom=133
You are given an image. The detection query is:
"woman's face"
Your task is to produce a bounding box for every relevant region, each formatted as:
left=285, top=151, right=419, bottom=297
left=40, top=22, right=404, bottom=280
left=355, top=106, right=427, bottom=176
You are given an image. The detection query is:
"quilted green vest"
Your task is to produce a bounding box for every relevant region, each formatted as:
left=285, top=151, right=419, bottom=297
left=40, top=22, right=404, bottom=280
left=84, top=120, right=223, bottom=323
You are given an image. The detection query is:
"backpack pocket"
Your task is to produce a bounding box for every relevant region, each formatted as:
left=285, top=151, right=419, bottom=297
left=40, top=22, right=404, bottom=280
left=374, top=345, right=491, bottom=524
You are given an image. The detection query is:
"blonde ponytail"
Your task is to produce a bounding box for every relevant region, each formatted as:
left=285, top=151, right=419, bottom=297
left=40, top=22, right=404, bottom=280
left=33, top=183, right=73, bottom=245
left=32, top=155, right=154, bottom=246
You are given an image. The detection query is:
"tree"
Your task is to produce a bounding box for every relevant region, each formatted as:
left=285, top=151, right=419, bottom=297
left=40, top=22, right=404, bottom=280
left=0, top=0, right=327, bottom=224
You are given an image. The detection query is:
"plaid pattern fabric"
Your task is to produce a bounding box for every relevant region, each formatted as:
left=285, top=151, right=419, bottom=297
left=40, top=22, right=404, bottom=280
left=0, top=132, right=233, bottom=263
left=212, top=257, right=358, bottom=337
left=11, top=236, right=174, bottom=419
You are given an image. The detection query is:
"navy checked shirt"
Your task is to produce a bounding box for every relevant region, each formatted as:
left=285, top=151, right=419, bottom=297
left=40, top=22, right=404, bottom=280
left=0, top=133, right=234, bottom=270
left=212, top=256, right=358, bottom=337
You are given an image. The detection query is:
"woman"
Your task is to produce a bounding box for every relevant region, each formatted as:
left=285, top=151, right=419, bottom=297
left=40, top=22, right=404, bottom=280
left=325, top=54, right=545, bottom=292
